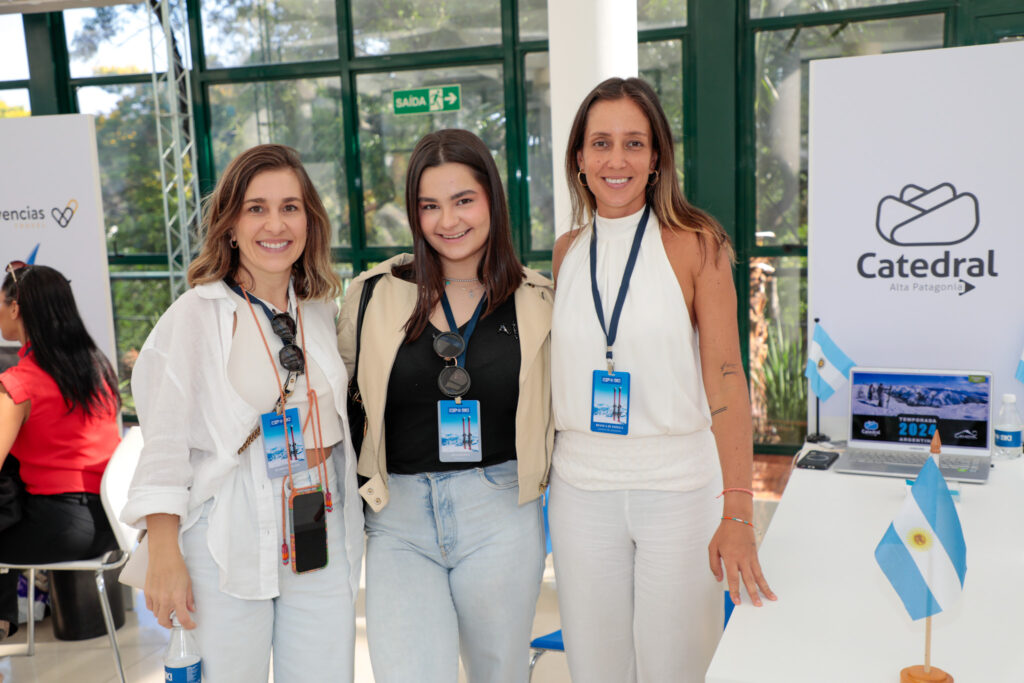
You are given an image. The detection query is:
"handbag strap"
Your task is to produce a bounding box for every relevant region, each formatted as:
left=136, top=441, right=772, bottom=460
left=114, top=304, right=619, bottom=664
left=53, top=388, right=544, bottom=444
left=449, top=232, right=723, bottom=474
left=352, top=273, right=385, bottom=384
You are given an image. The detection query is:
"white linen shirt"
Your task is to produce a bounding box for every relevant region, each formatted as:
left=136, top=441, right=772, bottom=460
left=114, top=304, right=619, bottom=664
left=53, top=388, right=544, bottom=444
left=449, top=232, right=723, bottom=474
left=121, top=280, right=363, bottom=601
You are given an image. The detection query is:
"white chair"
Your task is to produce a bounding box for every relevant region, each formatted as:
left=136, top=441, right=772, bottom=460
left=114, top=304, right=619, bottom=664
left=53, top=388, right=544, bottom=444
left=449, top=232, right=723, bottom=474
left=0, top=426, right=143, bottom=683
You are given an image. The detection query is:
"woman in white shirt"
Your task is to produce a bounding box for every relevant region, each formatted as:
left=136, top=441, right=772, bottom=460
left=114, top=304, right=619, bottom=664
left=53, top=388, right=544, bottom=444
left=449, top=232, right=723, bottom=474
left=548, top=77, right=776, bottom=682
left=123, top=144, right=363, bottom=682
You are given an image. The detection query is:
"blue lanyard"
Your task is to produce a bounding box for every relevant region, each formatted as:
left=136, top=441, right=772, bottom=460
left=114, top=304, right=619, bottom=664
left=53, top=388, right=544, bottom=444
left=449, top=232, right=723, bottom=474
left=440, top=293, right=487, bottom=368
left=589, top=204, right=650, bottom=373
left=225, top=279, right=279, bottom=323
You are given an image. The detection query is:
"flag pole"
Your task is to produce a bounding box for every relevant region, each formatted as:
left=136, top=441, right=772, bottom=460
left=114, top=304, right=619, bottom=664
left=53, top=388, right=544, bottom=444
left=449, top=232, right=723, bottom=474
left=898, top=431, right=952, bottom=683
left=924, top=616, right=932, bottom=673
left=806, top=318, right=830, bottom=443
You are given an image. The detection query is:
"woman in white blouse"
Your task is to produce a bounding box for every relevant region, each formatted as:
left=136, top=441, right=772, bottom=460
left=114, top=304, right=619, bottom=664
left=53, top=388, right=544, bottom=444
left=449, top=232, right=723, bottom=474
left=123, top=145, right=363, bottom=682
left=548, top=77, right=776, bottom=683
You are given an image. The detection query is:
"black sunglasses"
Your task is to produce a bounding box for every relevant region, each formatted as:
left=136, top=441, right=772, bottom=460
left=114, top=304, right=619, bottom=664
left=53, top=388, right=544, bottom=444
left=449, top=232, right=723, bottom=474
left=271, top=312, right=305, bottom=374
left=433, top=331, right=470, bottom=397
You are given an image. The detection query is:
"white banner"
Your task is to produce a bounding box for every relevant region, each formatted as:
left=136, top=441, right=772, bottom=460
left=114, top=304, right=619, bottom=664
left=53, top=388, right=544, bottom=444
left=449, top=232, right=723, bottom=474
left=808, top=41, right=1024, bottom=438
left=0, top=114, right=116, bottom=368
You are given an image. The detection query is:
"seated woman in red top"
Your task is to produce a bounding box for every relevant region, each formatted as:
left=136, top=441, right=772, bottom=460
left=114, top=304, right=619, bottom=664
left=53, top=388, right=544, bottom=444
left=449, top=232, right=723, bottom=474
left=0, top=263, right=122, bottom=641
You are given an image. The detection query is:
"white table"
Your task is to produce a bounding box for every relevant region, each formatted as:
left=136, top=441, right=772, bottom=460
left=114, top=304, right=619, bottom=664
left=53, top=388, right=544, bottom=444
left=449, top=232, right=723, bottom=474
left=706, top=457, right=1024, bottom=682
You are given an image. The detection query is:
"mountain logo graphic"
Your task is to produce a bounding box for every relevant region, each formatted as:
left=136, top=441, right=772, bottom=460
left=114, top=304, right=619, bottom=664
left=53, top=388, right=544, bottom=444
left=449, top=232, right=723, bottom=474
left=51, top=199, right=79, bottom=228
left=875, top=183, right=979, bottom=247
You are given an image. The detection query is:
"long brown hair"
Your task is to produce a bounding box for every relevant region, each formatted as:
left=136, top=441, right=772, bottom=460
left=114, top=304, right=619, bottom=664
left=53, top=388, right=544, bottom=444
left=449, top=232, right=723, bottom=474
left=394, top=129, right=524, bottom=340
left=565, top=77, right=734, bottom=265
left=187, top=144, right=341, bottom=299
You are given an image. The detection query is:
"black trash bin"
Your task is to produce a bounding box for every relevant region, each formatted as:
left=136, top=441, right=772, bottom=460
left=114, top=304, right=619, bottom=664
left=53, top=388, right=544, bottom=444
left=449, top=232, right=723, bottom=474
left=49, top=568, right=126, bottom=641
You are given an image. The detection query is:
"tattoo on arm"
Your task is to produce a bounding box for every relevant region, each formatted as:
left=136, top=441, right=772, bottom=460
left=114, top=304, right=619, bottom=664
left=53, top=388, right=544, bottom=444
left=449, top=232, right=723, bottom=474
left=720, top=362, right=740, bottom=378
left=711, top=406, right=728, bottom=417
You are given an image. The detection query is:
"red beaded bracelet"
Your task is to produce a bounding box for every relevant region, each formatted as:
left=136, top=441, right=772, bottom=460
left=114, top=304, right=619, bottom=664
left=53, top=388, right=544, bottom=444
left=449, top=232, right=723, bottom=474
left=721, top=516, right=755, bottom=528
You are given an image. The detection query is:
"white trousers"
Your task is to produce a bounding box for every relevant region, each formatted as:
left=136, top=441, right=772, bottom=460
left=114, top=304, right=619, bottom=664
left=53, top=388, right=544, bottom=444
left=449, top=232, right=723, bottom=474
left=547, top=468, right=722, bottom=683
left=181, top=463, right=355, bottom=683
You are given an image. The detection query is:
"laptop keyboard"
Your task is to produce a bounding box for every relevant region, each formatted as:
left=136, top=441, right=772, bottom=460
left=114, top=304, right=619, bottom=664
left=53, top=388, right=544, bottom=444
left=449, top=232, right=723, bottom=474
left=846, top=449, right=981, bottom=472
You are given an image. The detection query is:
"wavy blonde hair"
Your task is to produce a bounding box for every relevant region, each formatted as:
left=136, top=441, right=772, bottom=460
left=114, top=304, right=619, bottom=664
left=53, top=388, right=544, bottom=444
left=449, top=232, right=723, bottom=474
left=187, top=144, right=341, bottom=299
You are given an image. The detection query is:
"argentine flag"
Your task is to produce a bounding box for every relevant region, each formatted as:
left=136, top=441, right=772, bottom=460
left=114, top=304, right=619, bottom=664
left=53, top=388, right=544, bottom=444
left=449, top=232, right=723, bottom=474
left=875, top=458, right=966, bottom=620
left=804, top=324, right=855, bottom=402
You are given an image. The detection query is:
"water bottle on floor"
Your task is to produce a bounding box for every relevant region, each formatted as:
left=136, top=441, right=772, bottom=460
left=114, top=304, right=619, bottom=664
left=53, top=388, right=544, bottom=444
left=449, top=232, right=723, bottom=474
left=993, top=393, right=1023, bottom=460
left=164, top=613, right=202, bottom=682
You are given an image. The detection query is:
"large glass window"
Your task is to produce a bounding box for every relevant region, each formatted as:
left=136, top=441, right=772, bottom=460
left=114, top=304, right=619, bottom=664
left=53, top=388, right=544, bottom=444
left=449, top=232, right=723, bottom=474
left=65, top=3, right=171, bottom=78
left=754, top=14, right=944, bottom=247
left=208, top=77, right=349, bottom=246
left=0, top=89, right=30, bottom=118
left=524, top=51, right=553, bottom=251
left=201, top=0, right=339, bottom=68
left=639, top=0, right=686, bottom=29
left=639, top=39, right=684, bottom=185
left=357, top=65, right=505, bottom=247
left=78, top=84, right=165, bottom=254
left=351, top=0, right=502, bottom=56
left=109, top=267, right=172, bottom=413
left=748, top=13, right=945, bottom=445
left=749, top=256, right=806, bottom=444
left=0, top=14, right=29, bottom=81
left=752, top=0, right=918, bottom=19
left=519, top=0, right=547, bottom=41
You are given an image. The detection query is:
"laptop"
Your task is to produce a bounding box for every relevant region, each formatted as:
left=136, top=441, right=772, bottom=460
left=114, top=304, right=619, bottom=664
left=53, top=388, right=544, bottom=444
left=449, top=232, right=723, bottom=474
left=833, top=367, right=992, bottom=484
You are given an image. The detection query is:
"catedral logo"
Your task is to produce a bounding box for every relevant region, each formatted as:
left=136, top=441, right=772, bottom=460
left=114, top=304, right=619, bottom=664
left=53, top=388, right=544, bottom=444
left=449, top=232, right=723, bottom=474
left=856, top=183, right=997, bottom=295
left=0, top=198, right=78, bottom=229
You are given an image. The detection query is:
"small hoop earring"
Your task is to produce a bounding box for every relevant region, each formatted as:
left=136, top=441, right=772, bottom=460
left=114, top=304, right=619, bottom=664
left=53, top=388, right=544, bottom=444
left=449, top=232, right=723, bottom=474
left=577, top=170, right=587, bottom=187
left=647, top=170, right=660, bottom=187
left=229, top=235, right=238, bottom=248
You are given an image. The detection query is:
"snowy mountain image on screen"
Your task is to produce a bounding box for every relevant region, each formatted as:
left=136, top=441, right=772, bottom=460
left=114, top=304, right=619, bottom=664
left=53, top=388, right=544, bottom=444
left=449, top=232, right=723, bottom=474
left=853, top=383, right=988, bottom=419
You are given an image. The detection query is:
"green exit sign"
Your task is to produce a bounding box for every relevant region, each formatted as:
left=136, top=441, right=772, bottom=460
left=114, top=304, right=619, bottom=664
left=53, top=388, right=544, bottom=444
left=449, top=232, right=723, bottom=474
left=392, top=85, right=461, bottom=115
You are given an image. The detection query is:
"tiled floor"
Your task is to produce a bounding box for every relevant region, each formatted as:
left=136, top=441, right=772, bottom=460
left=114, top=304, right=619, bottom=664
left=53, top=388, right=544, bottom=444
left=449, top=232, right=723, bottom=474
left=0, top=455, right=791, bottom=682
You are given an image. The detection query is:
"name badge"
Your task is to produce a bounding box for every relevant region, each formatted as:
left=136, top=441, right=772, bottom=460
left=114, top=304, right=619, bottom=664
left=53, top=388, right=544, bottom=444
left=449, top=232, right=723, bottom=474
left=591, top=370, right=630, bottom=435
left=261, top=407, right=307, bottom=478
left=438, top=400, right=483, bottom=463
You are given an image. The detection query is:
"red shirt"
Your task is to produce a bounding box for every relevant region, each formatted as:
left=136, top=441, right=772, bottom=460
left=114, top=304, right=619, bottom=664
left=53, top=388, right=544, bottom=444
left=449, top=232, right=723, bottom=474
left=0, top=345, right=121, bottom=495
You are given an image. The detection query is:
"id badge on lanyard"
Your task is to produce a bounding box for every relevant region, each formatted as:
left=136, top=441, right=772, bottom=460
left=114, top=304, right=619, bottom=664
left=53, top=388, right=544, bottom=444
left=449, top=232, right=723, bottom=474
left=588, top=205, right=650, bottom=436
left=435, top=293, right=485, bottom=462
left=261, top=407, right=307, bottom=478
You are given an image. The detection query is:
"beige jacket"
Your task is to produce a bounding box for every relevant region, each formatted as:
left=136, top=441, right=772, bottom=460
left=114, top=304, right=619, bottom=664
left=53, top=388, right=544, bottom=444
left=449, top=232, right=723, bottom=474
left=337, top=254, right=554, bottom=512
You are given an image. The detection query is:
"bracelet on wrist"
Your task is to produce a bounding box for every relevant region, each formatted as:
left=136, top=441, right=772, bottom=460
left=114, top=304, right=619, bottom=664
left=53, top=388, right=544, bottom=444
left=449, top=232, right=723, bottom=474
left=716, top=487, right=755, bottom=499
left=721, top=516, right=755, bottom=528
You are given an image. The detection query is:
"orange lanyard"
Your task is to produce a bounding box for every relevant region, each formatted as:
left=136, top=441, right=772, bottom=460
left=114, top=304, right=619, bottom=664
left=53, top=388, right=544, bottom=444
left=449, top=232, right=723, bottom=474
left=238, top=289, right=333, bottom=565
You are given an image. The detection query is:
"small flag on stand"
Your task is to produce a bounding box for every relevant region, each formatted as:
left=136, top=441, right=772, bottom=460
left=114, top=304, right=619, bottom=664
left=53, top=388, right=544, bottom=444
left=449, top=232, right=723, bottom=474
left=804, top=324, right=855, bottom=402
left=875, top=455, right=966, bottom=620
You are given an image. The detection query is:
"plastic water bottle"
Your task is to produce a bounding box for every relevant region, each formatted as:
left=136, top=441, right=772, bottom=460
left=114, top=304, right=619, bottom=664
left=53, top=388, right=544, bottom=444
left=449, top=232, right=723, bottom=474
left=164, top=613, right=202, bottom=682
left=993, top=393, right=1023, bottom=460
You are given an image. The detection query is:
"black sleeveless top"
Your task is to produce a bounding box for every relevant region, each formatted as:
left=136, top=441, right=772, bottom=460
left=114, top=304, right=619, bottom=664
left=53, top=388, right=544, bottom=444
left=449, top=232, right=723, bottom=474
left=384, top=294, right=521, bottom=474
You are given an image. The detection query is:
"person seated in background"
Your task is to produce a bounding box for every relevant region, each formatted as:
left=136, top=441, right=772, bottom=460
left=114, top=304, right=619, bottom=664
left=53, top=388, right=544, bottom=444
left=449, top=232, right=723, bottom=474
left=0, top=262, right=122, bottom=641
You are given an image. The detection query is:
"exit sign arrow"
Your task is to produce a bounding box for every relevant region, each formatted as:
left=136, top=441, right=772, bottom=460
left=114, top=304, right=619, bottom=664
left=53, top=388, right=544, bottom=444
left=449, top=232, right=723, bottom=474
left=393, top=85, right=462, bottom=116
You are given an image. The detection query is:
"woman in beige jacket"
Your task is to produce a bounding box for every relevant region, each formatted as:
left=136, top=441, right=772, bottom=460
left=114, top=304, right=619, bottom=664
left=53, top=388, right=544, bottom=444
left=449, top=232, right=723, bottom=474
left=337, top=129, right=553, bottom=683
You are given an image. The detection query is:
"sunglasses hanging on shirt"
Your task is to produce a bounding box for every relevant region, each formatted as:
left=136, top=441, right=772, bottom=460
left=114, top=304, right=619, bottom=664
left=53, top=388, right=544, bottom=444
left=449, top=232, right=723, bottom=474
left=434, top=293, right=486, bottom=464
left=434, top=331, right=472, bottom=397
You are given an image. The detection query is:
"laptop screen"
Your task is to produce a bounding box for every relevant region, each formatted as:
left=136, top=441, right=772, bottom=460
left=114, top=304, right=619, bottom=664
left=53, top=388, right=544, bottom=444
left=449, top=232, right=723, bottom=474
left=848, top=368, right=992, bottom=454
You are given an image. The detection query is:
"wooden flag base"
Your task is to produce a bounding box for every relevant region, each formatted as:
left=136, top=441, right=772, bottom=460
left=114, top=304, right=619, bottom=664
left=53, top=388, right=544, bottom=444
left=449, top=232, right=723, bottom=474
left=900, top=665, right=953, bottom=682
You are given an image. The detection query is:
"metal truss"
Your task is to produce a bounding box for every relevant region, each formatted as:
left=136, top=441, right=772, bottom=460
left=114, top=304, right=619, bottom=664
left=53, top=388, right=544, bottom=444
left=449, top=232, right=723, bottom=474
left=148, top=0, right=199, bottom=299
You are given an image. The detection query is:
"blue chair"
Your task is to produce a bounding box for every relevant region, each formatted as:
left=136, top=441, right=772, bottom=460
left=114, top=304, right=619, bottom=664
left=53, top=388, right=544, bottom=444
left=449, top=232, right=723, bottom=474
left=528, top=591, right=736, bottom=680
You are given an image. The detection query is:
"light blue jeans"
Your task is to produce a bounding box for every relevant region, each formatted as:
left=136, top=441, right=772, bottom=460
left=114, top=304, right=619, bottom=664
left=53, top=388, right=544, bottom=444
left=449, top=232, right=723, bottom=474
left=364, top=459, right=545, bottom=683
